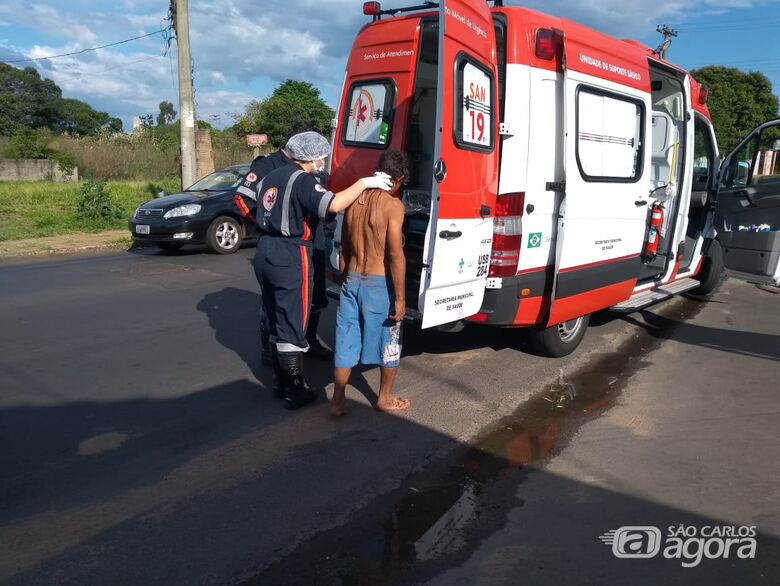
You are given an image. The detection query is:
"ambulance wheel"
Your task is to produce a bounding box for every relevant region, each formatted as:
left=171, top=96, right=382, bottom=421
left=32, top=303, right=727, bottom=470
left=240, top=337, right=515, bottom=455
left=207, top=216, right=242, bottom=254
left=691, top=239, right=723, bottom=296
left=530, top=314, right=590, bottom=358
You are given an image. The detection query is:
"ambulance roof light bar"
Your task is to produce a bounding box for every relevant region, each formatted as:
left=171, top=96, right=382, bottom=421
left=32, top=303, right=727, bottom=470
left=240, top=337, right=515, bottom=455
left=363, top=1, right=503, bottom=21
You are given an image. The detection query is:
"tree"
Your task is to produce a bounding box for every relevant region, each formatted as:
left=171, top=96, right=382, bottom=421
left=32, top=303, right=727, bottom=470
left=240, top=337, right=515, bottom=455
left=58, top=98, right=122, bottom=135
left=691, top=66, right=779, bottom=152
left=2, top=128, right=51, bottom=159
left=0, top=63, right=62, bottom=135
left=156, top=100, right=177, bottom=127
left=236, top=80, right=334, bottom=147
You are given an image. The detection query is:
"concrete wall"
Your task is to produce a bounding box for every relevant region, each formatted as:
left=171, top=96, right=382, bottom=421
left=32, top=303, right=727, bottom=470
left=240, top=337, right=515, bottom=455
left=195, top=129, right=215, bottom=180
left=0, top=159, right=79, bottom=182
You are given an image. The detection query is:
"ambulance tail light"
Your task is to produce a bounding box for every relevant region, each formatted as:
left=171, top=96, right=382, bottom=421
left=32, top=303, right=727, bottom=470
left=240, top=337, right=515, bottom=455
left=363, top=2, right=381, bottom=16
left=535, top=29, right=561, bottom=61
left=698, top=84, right=709, bottom=105
left=489, top=192, right=525, bottom=278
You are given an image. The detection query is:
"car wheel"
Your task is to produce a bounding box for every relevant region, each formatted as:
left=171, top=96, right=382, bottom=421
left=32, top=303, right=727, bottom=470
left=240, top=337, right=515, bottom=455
left=690, top=239, right=723, bottom=296
left=207, top=216, right=242, bottom=254
left=157, top=242, right=184, bottom=252
left=529, top=314, right=590, bottom=358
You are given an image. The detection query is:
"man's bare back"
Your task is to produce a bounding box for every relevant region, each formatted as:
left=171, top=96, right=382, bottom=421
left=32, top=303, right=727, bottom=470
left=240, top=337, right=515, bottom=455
left=331, top=149, right=410, bottom=418
left=342, top=188, right=405, bottom=277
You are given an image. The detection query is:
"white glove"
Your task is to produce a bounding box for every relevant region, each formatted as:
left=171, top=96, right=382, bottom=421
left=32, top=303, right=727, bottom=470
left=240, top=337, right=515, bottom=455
left=360, top=172, right=393, bottom=191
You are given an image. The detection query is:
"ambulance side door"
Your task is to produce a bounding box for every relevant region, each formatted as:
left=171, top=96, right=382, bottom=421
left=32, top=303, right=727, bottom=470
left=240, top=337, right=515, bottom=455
left=419, top=0, right=499, bottom=328
left=548, top=25, right=652, bottom=326
left=716, top=118, right=780, bottom=285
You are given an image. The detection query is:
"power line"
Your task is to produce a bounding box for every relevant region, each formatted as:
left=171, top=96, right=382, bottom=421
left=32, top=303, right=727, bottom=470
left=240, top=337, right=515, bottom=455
left=46, top=55, right=164, bottom=80
left=2, top=29, right=165, bottom=63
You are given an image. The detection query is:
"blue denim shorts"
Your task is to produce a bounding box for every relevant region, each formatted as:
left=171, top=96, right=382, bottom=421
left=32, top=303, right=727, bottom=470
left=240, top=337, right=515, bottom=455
left=335, top=273, right=402, bottom=368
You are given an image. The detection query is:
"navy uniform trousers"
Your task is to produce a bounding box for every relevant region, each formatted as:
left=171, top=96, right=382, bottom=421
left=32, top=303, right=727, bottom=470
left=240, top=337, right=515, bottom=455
left=254, top=234, right=313, bottom=353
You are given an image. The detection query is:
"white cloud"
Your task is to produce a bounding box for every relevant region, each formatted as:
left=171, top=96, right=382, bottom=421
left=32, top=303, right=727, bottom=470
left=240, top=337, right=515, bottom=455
left=28, top=3, right=97, bottom=44
left=3, top=0, right=779, bottom=132
left=524, top=0, right=779, bottom=35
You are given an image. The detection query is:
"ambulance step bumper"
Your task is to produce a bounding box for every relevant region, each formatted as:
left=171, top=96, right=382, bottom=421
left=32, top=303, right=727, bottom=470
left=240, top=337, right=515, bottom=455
left=611, top=277, right=701, bottom=312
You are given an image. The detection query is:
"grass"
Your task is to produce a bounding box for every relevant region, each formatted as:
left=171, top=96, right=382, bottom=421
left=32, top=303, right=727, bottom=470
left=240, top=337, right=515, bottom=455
left=0, top=179, right=180, bottom=242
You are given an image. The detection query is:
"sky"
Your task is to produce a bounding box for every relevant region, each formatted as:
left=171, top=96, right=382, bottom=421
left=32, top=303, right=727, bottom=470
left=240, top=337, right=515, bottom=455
left=1, top=0, right=779, bottom=132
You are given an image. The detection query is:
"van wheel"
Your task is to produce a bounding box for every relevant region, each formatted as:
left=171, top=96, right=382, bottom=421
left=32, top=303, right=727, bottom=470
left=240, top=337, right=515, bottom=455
left=530, top=314, right=590, bottom=358
left=207, top=216, right=242, bottom=254
left=691, top=239, right=723, bottom=296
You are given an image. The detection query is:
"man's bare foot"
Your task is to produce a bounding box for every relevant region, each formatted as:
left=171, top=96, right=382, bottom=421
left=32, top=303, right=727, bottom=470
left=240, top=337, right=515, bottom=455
left=375, top=397, right=410, bottom=412
left=330, top=399, right=348, bottom=418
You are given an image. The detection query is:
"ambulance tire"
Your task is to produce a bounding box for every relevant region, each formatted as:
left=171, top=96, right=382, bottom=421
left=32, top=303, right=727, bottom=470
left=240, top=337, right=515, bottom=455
left=530, top=314, right=590, bottom=358
left=690, top=239, right=723, bottom=296
left=206, top=216, right=242, bottom=254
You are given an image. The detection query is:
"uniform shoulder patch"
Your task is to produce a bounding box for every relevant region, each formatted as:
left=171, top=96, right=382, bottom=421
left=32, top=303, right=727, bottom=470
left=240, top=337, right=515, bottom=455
left=245, top=172, right=257, bottom=183
left=314, top=183, right=326, bottom=193
left=262, top=187, right=278, bottom=211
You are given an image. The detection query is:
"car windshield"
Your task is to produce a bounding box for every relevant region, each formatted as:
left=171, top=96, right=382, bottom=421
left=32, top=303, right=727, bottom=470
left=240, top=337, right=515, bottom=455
left=187, top=169, right=245, bottom=191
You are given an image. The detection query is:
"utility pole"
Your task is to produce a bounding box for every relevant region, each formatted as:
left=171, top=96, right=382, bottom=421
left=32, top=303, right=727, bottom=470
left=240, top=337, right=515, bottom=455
left=172, top=0, right=197, bottom=189
left=654, top=25, right=678, bottom=60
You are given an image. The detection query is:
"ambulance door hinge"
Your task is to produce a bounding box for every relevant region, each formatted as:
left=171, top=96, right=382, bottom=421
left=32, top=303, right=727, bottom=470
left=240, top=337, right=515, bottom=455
left=546, top=181, right=566, bottom=193
left=499, top=122, right=515, bottom=136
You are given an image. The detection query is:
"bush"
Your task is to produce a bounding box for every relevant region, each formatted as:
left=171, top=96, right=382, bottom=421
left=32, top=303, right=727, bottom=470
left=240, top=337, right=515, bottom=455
left=51, top=150, right=76, bottom=175
left=76, top=179, right=123, bottom=222
left=2, top=128, right=51, bottom=159
left=52, top=132, right=254, bottom=181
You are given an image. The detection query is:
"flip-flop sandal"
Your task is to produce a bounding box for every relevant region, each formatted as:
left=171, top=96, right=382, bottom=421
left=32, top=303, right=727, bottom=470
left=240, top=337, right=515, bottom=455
left=375, top=397, right=411, bottom=412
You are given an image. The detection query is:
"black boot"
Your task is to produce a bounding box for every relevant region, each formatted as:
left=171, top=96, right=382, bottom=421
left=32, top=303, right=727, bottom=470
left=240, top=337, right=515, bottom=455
left=260, top=317, right=272, bottom=367
left=305, top=312, right=334, bottom=360
left=278, top=352, right=319, bottom=410
left=270, top=345, right=284, bottom=399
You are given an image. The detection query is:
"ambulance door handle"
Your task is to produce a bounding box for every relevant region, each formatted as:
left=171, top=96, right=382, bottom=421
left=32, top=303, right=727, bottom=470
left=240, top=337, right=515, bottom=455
left=434, top=159, right=447, bottom=183
left=634, top=199, right=648, bottom=207
left=439, top=230, right=462, bottom=240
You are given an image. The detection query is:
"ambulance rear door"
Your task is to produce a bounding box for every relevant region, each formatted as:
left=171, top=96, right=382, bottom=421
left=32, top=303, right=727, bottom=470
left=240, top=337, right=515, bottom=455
left=419, top=0, right=499, bottom=328
left=548, top=23, right=652, bottom=325
left=715, top=118, right=780, bottom=285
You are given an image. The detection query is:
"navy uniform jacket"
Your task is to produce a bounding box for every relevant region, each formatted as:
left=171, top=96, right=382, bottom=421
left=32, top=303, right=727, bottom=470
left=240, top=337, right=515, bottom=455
left=234, top=149, right=293, bottom=221
left=234, top=150, right=331, bottom=250
left=257, top=165, right=334, bottom=246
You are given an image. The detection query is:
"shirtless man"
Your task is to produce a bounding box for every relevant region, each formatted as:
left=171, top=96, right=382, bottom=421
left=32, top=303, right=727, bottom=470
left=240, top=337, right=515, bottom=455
left=330, top=149, right=410, bottom=417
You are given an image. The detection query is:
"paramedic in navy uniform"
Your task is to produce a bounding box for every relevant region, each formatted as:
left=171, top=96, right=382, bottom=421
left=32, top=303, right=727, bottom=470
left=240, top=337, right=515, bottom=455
left=234, top=124, right=334, bottom=362
left=254, top=131, right=392, bottom=410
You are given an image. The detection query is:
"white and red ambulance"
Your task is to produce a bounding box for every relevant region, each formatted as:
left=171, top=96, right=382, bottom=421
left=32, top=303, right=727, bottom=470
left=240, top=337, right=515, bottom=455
left=327, top=0, right=780, bottom=356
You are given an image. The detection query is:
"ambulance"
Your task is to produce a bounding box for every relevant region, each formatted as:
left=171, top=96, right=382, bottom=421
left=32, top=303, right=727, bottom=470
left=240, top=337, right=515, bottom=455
left=326, top=0, right=780, bottom=356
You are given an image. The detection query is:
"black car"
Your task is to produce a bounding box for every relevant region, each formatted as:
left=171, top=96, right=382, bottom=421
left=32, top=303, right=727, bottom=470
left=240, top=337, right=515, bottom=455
left=129, top=164, right=257, bottom=254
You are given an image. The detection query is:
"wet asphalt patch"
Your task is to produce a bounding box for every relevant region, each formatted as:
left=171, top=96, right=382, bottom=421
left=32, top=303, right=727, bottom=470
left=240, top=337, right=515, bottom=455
left=246, top=296, right=705, bottom=586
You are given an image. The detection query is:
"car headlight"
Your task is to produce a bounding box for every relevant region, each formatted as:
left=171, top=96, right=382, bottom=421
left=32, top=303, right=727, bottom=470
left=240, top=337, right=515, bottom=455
left=163, top=204, right=201, bottom=219
left=133, top=207, right=141, bottom=219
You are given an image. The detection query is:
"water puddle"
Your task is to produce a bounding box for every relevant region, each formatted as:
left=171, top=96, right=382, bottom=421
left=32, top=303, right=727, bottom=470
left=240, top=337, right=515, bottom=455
left=78, top=432, right=128, bottom=456
left=253, top=297, right=704, bottom=585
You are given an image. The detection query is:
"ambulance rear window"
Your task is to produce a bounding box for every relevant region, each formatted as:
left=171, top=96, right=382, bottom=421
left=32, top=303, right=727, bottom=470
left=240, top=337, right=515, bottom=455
left=342, top=80, right=395, bottom=148
left=454, top=55, right=495, bottom=153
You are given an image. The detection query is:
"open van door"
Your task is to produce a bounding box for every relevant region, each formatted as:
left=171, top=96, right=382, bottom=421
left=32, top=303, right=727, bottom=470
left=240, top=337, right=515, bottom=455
left=418, top=0, right=499, bottom=328
left=716, top=119, right=780, bottom=285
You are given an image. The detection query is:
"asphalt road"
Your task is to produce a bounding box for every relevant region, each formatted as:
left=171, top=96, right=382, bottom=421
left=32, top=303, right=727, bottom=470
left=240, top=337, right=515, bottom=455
left=0, top=246, right=777, bottom=585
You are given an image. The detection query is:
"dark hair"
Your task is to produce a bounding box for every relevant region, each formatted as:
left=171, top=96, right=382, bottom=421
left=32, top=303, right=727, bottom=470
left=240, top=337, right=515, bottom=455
left=285, top=123, right=315, bottom=144
left=376, top=149, right=410, bottom=181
